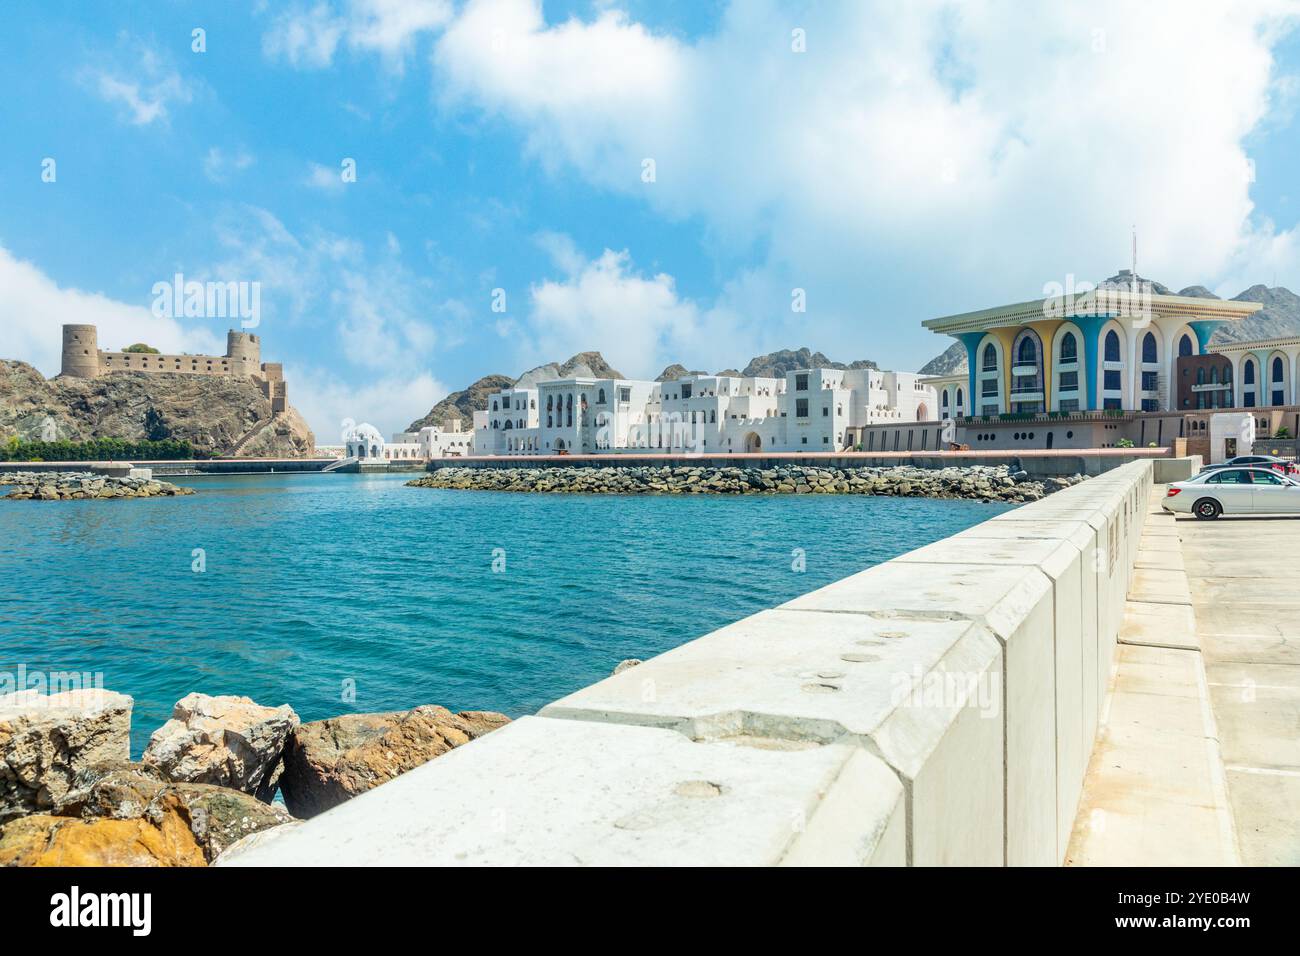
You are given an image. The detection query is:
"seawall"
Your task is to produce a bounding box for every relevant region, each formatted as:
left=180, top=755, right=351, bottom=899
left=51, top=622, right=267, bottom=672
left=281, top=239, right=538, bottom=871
left=224, top=460, right=1154, bottom=866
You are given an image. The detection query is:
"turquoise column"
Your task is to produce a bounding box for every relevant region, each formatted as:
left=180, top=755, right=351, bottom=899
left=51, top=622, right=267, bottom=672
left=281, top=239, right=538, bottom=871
left=956, top=332, right=985, bottom=417
left=1188, top=320, right=1224, bottom=355
left=1070, top=315, right=1109, bottom=411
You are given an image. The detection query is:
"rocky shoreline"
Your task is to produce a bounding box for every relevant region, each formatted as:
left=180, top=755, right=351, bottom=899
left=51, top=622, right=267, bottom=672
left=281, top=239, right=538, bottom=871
left=408, top=464, right=1086, bottom=503
left=0, top=471, right=194, bottom=500
left=0, top=689, right=508, bottom=866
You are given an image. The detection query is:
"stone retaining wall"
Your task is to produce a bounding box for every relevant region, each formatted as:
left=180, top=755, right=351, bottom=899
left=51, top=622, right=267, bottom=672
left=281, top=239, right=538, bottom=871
left=226, top=460, right=1153, bottom=866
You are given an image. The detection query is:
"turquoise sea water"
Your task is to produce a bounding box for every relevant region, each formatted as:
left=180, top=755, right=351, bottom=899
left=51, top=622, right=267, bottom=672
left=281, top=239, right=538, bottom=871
left=0, top=473, right=1013, bottom=754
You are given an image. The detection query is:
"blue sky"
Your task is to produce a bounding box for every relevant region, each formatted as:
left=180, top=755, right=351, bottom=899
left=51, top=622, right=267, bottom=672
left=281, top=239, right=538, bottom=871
left=3, top=0, right=1300, bottom=437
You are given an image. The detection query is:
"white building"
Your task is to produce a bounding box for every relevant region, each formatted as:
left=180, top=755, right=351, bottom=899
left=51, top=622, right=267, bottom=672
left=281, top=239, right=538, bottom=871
left=382, top=421, right=474, bottom=462
left=922, top=374, right=970, bottom=420
left=344, top=423, right=386, bottom=461
left=474, top=367, right=937, bottom=456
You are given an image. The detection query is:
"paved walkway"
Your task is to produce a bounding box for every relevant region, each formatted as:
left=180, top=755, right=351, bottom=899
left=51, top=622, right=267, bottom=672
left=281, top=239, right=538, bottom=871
left=1068, top=485, right=1300, bottom=865
left=1180, top=509, right=1300, bottom=866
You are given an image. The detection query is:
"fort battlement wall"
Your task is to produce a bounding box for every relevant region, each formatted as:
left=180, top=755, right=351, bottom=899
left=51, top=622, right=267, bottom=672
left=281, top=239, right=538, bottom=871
left=58, top=324, right=289, bottom=410
left=225, top=460, right=1154, bottom=866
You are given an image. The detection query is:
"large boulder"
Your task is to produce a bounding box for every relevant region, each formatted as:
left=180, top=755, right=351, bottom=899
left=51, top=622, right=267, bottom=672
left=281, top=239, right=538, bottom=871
left=0, top=689, right=133, bottom=821
left=279, top=706, right=510, bottom=818
left=0, top=797, right=206, bottom=867
left=142, top=694, right=298, bottom=801
left=56, top=763, right=295, bottom=862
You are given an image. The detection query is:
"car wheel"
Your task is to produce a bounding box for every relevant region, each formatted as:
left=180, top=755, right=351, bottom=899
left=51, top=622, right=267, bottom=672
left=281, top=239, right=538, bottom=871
left=1193, top=498, right=1221, bottom=520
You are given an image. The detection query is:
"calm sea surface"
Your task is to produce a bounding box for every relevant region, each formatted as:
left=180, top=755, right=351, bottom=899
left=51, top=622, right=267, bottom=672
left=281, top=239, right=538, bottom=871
left=0, top=472, right=1014, bottom=754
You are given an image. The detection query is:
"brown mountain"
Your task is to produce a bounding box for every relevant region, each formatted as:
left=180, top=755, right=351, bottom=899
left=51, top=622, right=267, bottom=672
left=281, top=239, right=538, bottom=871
left=405, top=373, right=514, bottom=432
left=0, top=360, right=315, bottom=457
left=656, top=364, right=707, bottom=382
left=740, top=348, right=877, bottom=378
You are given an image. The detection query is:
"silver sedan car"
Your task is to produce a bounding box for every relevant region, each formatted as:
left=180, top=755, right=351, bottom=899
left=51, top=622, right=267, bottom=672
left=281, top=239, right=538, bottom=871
left=1163, top=466, right=1300, bottom=519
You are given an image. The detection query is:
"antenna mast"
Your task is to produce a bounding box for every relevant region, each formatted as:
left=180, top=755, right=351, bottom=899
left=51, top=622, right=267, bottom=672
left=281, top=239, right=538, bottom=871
left=1131, top=225, right=1138, bottom=295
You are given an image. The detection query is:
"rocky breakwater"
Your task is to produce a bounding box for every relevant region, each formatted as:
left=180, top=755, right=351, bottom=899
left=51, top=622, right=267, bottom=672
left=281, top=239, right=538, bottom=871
left=409, top=464, right=1085, bottom=503
left=0, top=690, right=509, bottom=866
left=1, top=471, right=194, bottom=500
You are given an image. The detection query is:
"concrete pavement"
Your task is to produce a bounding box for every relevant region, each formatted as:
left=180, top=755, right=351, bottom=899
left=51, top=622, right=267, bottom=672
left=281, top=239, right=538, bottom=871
left=1068, top=486, right=1300, bottom=866
left=1180, top=512, right=1300, bottom=866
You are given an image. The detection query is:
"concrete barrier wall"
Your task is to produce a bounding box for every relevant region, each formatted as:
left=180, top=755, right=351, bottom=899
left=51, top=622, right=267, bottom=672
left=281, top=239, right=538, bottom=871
left=226, top=460, right=1153, bottom=867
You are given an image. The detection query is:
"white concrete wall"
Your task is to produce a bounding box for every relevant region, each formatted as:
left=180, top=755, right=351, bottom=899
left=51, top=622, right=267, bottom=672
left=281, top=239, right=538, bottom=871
left=226, top=461, right=1153, bottom=867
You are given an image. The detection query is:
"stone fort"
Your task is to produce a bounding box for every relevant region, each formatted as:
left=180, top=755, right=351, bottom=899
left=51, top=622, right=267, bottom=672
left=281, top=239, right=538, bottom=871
left=60, top=324, right=288, bottom=412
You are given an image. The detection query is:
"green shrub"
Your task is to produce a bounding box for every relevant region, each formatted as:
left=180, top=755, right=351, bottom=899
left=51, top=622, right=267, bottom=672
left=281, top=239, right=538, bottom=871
left=0, top=438, right=199, bottom=461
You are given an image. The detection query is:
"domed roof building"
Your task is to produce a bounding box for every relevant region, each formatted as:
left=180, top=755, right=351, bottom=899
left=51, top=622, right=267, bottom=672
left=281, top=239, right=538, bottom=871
left=345, top=423, right=385, bottom=461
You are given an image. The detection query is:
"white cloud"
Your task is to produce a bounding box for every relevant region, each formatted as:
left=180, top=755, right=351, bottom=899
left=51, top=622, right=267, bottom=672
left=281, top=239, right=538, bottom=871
left=513, top=243, right=749, bottom=378
left=0, top=245, right=221, bottom=378
left=84, top=41, right=192, bottom=126
left=263, top=0, right=452, bottom=69
left=263, top=2, right=348, bottom=68
left=201, top=207, right=463, bottom=434
left=286, top=364, right=448, bottom=439
left=429, top=0, right=1300, bottom=368
left=203, top=147, right=256, bottom=183
left=304, top=161, right=347, bottom=192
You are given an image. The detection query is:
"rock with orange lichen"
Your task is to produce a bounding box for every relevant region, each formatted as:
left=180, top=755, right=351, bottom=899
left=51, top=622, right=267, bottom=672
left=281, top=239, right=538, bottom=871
left=0, top=794, right=206, bottom=867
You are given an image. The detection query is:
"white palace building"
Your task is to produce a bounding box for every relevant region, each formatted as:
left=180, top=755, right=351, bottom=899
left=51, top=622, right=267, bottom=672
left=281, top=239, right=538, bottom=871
left=473, top=367, right=937, bottom=456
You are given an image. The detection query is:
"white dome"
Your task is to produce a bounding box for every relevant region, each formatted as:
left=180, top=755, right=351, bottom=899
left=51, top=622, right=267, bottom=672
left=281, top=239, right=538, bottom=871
left=345, top=422, right=386, bottom=460
left=345, top=422, right=384, bottom=443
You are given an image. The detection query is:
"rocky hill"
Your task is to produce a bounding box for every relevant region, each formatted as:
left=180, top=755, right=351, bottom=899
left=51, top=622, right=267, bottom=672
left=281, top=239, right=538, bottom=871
left=656, top=364, right=707, bottom=382
left=0, top=361, right=315, bottom=458
left=740, top=348, right=877, bottom=378
left=405, top=373, right=515, bottom=433
left=918, top=273, right=1300, bottom=374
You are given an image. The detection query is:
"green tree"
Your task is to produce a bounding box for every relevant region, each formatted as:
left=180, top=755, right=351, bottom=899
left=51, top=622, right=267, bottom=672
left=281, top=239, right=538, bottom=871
left=122, top=343, right=160, bottom=354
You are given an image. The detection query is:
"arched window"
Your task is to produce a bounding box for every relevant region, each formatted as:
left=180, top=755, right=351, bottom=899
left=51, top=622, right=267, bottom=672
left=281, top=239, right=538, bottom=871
left=955, top=387, right=963, bottom=408
left=1196, top=367, right=1206, bottom=385
left=597, top=388, right=606, bottom=404
left=546, top=395, right=553, bottom=410
left=1142, top=332, right=1157, bottom=363
left=1018, top=336, right=1037, bottom=365
left=1244, top=360, right=1255, bottom=385
left=1104, top=330, right=1121, bottom=362
left=982, top=343, right=997, bottom=371
left=1059, top=332, right=1077, bottom=363
left=941, top=390, right=949, bottom=408
left=1178, top=335, right=1193, bottom=357
left=1273, top=356, right=1284, bottom=381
